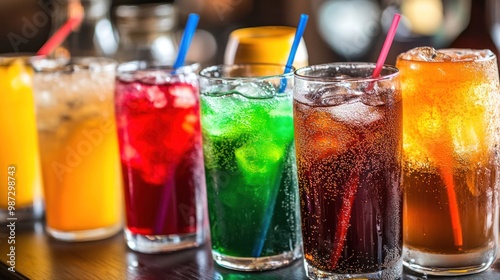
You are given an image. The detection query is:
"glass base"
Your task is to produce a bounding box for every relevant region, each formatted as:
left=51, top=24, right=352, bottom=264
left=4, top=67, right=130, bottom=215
left=403, top=246, right=497, bottom=276
left=125, top=228, right=205, bottom=254
left=0, top=201, right=44, bottom=223
left=212, top=245, right=302, bottom=271
left=304, top=258, right=403, bottom=280
left=47, top=223, right=121, bottom=242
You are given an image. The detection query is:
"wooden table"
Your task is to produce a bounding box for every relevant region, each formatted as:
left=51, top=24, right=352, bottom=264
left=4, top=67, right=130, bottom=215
left=1, top=221, right=500, bottom=279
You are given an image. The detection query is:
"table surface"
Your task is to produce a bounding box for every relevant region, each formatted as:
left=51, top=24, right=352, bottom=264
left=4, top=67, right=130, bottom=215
left=1, top=221, right=500, bottom=280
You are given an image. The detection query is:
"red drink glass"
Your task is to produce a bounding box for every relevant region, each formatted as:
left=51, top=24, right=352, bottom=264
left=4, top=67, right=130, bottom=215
left=115, top=62, right=207, bottom=253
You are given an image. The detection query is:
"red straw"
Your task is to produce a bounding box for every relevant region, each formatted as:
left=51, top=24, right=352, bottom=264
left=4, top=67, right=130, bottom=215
left=330, top=169, right=359, bottom=268
left=372, top=13, right=401, bottom=78
left=329, top=14, right=401, bottom=269
left=37, top=10, right=84, bottom=56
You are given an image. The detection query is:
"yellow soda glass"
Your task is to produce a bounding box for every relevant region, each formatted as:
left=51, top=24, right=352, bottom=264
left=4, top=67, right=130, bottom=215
left=224, top=26, right=308, bottom=68
left=0, top=57, right=43, bottom=221
left=33, top=57, right=122, bottom=241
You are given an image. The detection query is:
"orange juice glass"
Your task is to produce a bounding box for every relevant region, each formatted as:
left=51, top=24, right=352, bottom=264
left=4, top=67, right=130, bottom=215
left=224, top=26, right=308, bottom=68
left=397, top=47, right=500, bottom=276
left=33, top=57, right=122, bottom=241
left=0, top=56, right=43, bottom=221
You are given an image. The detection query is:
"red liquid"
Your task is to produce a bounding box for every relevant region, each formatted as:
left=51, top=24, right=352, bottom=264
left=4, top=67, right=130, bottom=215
left=115, top=79, right=204, bottom=235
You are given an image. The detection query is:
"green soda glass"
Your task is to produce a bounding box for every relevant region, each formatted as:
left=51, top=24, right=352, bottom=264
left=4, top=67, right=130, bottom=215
left=199, top=64, right=302, bottom=271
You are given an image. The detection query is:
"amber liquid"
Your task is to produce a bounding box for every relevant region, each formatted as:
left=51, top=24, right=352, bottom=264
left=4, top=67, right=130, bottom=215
left=404, top=164, right=497, bottom=253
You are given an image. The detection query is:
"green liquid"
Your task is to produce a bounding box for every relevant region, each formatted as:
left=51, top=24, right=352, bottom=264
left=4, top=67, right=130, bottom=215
left=201, top=92, right=300, bottom=258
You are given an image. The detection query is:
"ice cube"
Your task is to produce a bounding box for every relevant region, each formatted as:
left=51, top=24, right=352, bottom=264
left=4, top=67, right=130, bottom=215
left=305, top=84, right=362, bottom=106
left=201, top=94, right=249, bottom=140
left=146, top=85, right=167, bottom=108
left=449, top=116, right=488, bottom=165
left=235, top=141, right=285, bottom=186
left=415, top=107, right=445, bottom=140
left=170, top=84, right=197, bottom=108
left=182, top=113, right=199, bottom=134
left=440, top=49, right=493, bottom=62
left=399, top=46, right=452, bottom=62
left=361, top=84, right=395, bottom=106
left=332, top=100, right=382, bottom=126
left=297, top=108, right=358, bottom=158
left=234, top=81, right=276, bottom=99
left=138, top=70, right=166, bottom=85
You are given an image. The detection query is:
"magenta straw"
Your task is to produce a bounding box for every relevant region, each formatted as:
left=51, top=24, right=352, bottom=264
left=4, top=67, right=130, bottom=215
left=329, top=13, right=401, bottom=268
left=154, top=174, right=178, bottom=234
left=153, top=13, right=200, bottom=234
left=372, top=13, right=401, bottom=78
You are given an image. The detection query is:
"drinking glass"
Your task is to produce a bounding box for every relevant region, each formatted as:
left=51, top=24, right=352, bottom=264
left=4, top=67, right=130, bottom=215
left=397, top=47, right=500, bottom=276
left=115, top=62, right=207, bottom=253
left=33, top=57, right=122, bottom=241
left=199, top=64, right=302, bottom=271
left=294, top=63, right=403, bottom=279
left=0, top=55, right=43, bottom=222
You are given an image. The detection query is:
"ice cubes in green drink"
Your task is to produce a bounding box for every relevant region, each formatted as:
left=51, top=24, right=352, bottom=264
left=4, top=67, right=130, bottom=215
left=201, top=94, right=248, bottom=139
left=235, top=140, right=286, bottom=186
left=201, top=91, right=293, bottom=181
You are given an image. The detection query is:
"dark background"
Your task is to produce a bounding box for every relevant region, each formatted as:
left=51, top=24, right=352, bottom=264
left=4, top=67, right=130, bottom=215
left=0, top=0, right=498, bottom=66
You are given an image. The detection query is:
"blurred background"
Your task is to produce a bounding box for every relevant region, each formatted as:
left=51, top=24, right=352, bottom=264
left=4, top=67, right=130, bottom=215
left=0, top=0, right=498, bottom=66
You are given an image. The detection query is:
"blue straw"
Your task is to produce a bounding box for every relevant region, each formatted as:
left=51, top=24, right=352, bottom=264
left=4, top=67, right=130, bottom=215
left=252, top=160, right=285, bottom=258
left=279, top=14, right=309, bottom=92
left=173, top=13, right=200, bottom=69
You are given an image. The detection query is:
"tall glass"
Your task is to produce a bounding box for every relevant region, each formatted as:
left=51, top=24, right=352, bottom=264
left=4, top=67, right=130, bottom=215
left=33, top=57, right=122, bottom=241
left=396, top=47, right=500, bottom=276
left=199, top=64, right=302, bottom=271
left=0, top=56, right=43, bottom=222
left=293, top=63, right=403, bottom=279
left=114, top=62, right=207, bottom=253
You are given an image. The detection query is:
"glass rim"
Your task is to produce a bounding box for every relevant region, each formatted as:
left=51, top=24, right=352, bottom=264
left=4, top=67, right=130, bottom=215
left=116, top=60, right=199, bottom=75
left=294, top=62, right=399, bottom=83
left=199, top=63, right=295, bottom=81
left=396, top=48, right=496, bottom=63
left=0, top=53, right=43, bottom=66
left=31, top=56, right=116, bottom=73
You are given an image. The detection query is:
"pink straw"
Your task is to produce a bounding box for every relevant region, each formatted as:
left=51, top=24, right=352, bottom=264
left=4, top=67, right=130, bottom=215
left=37, top=10, right=84, bottom=56
left=330, top=13, right=401, bottom=269
left=372, top=13, right=401, bottom=78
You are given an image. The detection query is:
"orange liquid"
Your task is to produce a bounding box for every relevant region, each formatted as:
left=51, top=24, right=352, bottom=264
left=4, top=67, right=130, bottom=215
left=39, top=118, right=122, bottom=231
left=35, top=68, right=122, bottom=232
left=0, top=59, right=43, bottom=209
left=397, top=49, right=500, bottom=254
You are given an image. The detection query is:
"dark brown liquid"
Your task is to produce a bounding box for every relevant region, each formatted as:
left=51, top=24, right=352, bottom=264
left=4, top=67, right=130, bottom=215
left=294, top=99, right=402, bottom=274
